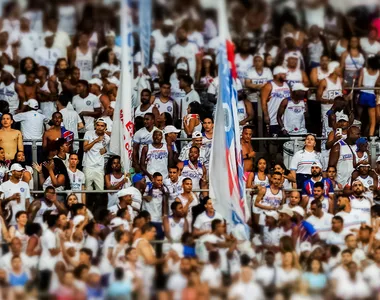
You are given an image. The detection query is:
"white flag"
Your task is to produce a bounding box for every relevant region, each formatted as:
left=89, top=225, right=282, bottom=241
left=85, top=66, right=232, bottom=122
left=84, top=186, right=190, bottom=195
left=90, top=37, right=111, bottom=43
left=109, top=0, right=134, bottom=171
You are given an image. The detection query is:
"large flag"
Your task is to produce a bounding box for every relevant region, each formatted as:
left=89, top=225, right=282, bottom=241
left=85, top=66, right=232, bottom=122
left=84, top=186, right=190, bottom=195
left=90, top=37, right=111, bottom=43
left=139, top=0, right=152, bottom=67
left=209, top=0, right=249, bottom=226
left=109, top=0, right=134, bottom=171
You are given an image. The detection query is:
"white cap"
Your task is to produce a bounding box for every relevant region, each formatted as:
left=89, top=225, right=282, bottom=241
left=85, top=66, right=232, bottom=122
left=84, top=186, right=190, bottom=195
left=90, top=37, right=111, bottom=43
left=176, top=62, right=188, bottom=71
left=163, top=19, right=174, bottom=26
left=99, top=63, right=110, bottom=71
left=336, top=112, right=349, bottom=122
left=202, top=55, right=213, bottom=61
left=311, top=161, right=322, bottom=169
left=10, top=163, right=24, bottom=172
left=192, top=131, right=202, bottom=138
left=117, top=187, right=137, bottom=198
left=292, top=206, right=305, bottom=217
left=287, top=52, right=299, bottom=59
left=311, top=244, right=323, bottom=252
left=300, top=241, right=312, bottom=252
left=23, top=99, right=39, bottom=109
left=95, top=118, right=107, bottom=125
left=44, top=31, right=54, bottom=38
left=273, top=66, right=287, bottom=76
left=108, top=76, right=120, bottom=87
left=357, top=162, right=371, bottom=169
left=283, top=32, right=295, bottom=39
left=2, top=65, right=15, bottom=78
left=278, top=207, right=294, bottom=217
left=110, top=217, right=124, bottom=228
left=264, top=210, right=279, bottom=221
left=72, top=215, right=85, bottom=227
left=105, top=30, right=116, bottom=37
left=292, top=83, right=309, bottom=91
left=328, top=61, right=340, bottom=75
left=21, top=12, right=32, bottom=21
left=253, top=53, right=264, bottom=60
left=88, top=78, right=103, bottom=89
left=164, top=125, right=181, bottom=134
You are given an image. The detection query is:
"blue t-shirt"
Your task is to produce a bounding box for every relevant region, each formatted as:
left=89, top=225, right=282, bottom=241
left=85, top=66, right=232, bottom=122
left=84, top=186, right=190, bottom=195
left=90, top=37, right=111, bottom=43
left=9, top=271, right=29, bottom=286
left=106, top=281, right=132, bottom=298
left=302, top=272, right=327, bottom=290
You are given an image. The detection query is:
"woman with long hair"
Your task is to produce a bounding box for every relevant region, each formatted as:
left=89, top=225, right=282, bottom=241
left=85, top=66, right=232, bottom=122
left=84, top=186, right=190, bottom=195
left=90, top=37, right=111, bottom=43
left=290, top=134, right=323, bottom=189
left=9, top=211, right=28, bottom=252
left=199, top=55, right=216, bottom=88
left=93, top=47, right=120, bottom=78
left=25, top=222, right=42, bottom=268
left=182, top=101, right=203, bottom=137
left=340, top=36, right=365, bottom=87
left=18, top=57, right=37, bottom=84
left=302, top=258, right=328, bottom=297
left=274, top=162, right=296, bottom=189
left=12, top=150, right=33, bottom=189
left=105, top=155, right=128, bottom=208
left=156, top=112, right=173, bottom=130
left=65, top=193, right=94, bottom=220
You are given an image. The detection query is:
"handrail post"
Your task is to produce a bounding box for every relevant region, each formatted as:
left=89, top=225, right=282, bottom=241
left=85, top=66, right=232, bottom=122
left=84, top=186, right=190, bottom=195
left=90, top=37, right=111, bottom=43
left=370, top=136, right=377, bottom=169
left=292, top=137, right=299, bottom=168
left=257, top=101, right=264, bottom=152
left=32, top=140, right=38, bottom=190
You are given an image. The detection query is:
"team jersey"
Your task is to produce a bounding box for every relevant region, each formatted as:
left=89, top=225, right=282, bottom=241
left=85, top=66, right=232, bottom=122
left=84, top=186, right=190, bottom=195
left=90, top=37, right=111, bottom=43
left=268, top=81, right=291, bottom=126
left=145, top=144, right=169, bottom=179
left=336, top=140, right=355, bottom=186
left=302, top=177, right=334, bottom=197
left=283, top=99, right=306, bottom=135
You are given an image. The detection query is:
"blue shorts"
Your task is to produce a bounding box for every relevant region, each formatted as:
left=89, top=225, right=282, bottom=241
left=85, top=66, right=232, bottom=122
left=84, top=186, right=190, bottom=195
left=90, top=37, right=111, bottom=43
left=359, top=92, right=376, bottom=108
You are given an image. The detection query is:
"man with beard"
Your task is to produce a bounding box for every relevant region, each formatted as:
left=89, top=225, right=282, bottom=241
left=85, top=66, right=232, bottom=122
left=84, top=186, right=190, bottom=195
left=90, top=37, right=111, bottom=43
left=335, top=196, right=362, bottom=231
left=307, top=199, right=333, bottom=241
left=134, top=89, right=159, bottom=120
left=348, top=180, right=372, bottom=227
left=302, top=162, right=334, bottom=207
left=305, top=182, right=334, bottom=214
left=348, top=161, right=378, bottom=196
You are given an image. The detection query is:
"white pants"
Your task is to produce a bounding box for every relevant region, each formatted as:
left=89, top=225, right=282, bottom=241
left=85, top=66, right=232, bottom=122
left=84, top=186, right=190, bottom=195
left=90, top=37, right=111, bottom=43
left=84, top=167, right=104, bottom=191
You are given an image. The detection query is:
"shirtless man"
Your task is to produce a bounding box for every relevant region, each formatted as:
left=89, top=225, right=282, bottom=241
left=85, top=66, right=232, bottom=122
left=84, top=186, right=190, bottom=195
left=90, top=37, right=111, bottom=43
left=0, top=113, right=23, bottom=160
left=241, top=125, right=255, bottom=175
left=20, top=73, right=38, bottom=105
left=42, top=112, right=63, bottom=152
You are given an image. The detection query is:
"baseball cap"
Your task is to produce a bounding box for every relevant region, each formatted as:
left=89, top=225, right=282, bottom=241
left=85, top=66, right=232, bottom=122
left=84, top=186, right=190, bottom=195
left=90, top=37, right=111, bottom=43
left=164, top=125, right=181, bottom=134
left=292, top=206, right=305, bottom=217
left=192, top=131, right=202, bottom=138
left=253, top=53, right=264, bottom=60
left=108, top=76, right=120, bottom=87
left=88, top=78, right=103, bottom=89
left=163, top=19, right=174, bottom=26
left=44, top=31, right=54, bottom=38
left=264, top=211, right=279, bottom=221
left=292, top=83, right=309, bottom=92
left=311, top=161, right=322, bottom=169
left=95, top=118, right=107, bottom=125
left=337, top=113, right=349, bottom=122
left=105, top=30, right=116, bottom=37
left=328, top=61, right=340, bottom=75
left=278, top=207, right=294, bottom=217
left=177, top=62, right=188, bottom=71
left=10, top=163, right=24, bottom=172
left=376, top=156, right=380, bottom=163
left=88, top=266, right=101, bottom=275
left=2, top=65, right=15, bottom=78
left=287, top=52, right=299, bottom=59
left=117, top=187, right=136, bottom=198
left=355, top=137, right=367, bottom=147
left=283, top=32, right=295, bottom=39
left=110, top=217, right=124, bottom=228
left=132, top=173, right=144, bottom=184
left=23, top=99, right=39, bottom=109
left=273, top=66, right=287, bottom=76
left=202, top=55, right=213, bottom=61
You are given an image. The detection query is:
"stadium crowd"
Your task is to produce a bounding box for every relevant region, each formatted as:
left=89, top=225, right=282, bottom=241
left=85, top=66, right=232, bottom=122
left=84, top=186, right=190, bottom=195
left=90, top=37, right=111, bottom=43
left=0, top=0, right=380, bottom=299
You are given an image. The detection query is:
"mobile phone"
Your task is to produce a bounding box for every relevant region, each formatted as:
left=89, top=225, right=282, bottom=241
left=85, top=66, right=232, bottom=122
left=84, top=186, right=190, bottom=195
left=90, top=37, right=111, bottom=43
left=336, top=128, right=342, bottom=136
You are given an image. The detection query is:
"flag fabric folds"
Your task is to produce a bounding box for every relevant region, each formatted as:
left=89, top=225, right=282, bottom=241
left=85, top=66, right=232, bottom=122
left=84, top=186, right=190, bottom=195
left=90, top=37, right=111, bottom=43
left=139, top=0, right=152, bottom=68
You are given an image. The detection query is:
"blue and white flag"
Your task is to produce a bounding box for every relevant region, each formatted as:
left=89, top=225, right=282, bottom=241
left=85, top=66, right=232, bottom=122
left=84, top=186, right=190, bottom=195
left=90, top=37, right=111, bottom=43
left=139, top=0, right=152, bottom=67
left=110, top=0, right=134, bottom=172
left=209, top=0, right=248, bottom=226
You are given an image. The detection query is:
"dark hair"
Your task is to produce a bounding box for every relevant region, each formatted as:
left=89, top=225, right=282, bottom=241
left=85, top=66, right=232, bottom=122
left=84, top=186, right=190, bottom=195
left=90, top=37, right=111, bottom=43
left=141, top=89, right=152, bottom=97
left=313, top=182, right=324, bottom=190
left=327, top=165, right=337, bottom=172
left=178, top=74, right=193, bottom=86
left=209, top=251, right=220, bottom=264
left=96, top=47, right=119, bottom=67
left=188, top=101, right=203, bottom=116
left=15, top=211, right=27, bottom=220
left=114, top=267, right=124, bottom=280
left=54, top=58, right=68, bottom=75
left=117, top=208, right=128, bottom=219
left=161, top=112, right=173, bottom=126
left=55, top=138, right=68, bottom=152
left=169, top=166, right=179, bottom=171
left=171, top=201, right=182, bottom=212
left=182, top=177, right=192, bottom=184
left=310, top=199, right=322, bottom=208
left=159, top=81, right=171, bottom=88
left=71, top=203, right=86, bottom=216
left=254, top=157, right=268, bottom=174
left=306, top=258, right=323, bottom=273
left=125, top=247, right=135, bottom=257
left=25, top=222, right=42, bottom=236
left=200, top=56, right=216, bottom=78
left=105, top=155, right=121, bottom=175
left=211, top=219, right=222, bottom=231
left=2, top=112, right=13, bottom=121
left=58, top=93, right=72, bottom=107
left=73, top=264, right=89, bottom=279
left=11, top=255, right=21, bottom=262
left=77, top=80, right=89, bottom=90
left=139, top=210, right=151, bottom=221
left=114, top=229, right=126, bottom=242
left=141, top=222, right=155, bottom=234
left=79, top=248, right=93, bottom=259
left=20, top=57, right=37, bottom=75
left=189, top=145, right=200, bottom=153
left=52, top=111, right=63, bottom=119
left=85, top=221, right=97, bottom=236
left=69, top=153, right=79, bottom=159
left=144, top=112, right=155, bottom=120
left=341, top=249, right=352, bottom=256
left=242, top=125, right=254, bottom=132
left=153, top=172, right=162, bottom=178
left=272, top=172, right=282, bottom=177
left=47, top=214, right=58, bottom=228
left=332, top=216, right=343, bottom=224
left=367, top=55, right=379, bottom=70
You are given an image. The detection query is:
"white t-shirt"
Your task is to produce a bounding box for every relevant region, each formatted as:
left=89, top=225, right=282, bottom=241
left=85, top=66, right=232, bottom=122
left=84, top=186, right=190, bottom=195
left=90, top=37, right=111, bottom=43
left=60, top=107, right=82, bottom=140
left=134, top=51, right=164, bottom=66
left=235, top=53, right=253, bottom=80
left=325, top=229, right=351, bottom=248
left=360, top=37, right=380, bottom=56
left=335, top=276, right=371, bottom=300
left=166, top=272, right=188, bottom=300
left=276, top=267, right=301, bottom=287
left=1, top=180, right=30, bottom=226
left=188, top=31, right=204, bottom=49
left=66, top=168, right=85, bottom=203
left=83, top=130, right=110, bottom=169
left=200, top=264, right=222, bottom=288
left=255, top=265, right=276, bottom=287
left=228, top=281, right=265, bottom=300
left=178, top=89, right=200, bottom=120
left=169, top=42, right=199, bottom=78
left=13, top=110, right=48, bottom=146
left=193, top=211, right=224, bottom=232
left=290, top=150, right=323, bottom=174
left=10, top=30, right=40, bottom=59
left=34, top=46, right=62, bottom=76
left=72, top=93, right=101, bottom=132
left=39, top=228, right=58, bottom=270
left=363, top=263, right=380, bottom=291
left=133, top=126, right=160, bottom=159
left=52, top=30, right=71, bottom=59
left=151, top=29, right=176, bottom=55
left=306, top=212, right=333, bottom=241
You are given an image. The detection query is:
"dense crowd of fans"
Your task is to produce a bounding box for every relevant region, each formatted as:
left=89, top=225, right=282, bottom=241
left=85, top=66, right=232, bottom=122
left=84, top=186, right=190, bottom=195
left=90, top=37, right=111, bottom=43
left=0, top=0, right=380, bottom=299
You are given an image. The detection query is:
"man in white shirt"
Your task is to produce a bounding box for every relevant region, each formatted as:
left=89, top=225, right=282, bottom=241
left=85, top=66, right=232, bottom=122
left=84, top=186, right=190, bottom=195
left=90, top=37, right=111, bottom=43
left=360, top=27, right=380, bottom=57
left=56, top=93, right=84, bottom=151
left=67, top=153, right=86, bottom=204
left=335, top=195, right=362, bottom=231
left=170, top=27, right=200, bottom=80
left=163, top=166, right=183, bottom=207
left=9, top=14, right=40, bottom=59
left=0, top=237, right=32, bottom=272
left=35, top=31, right=62, bottom=76
left=326, top=216, right=351, bottom=248
left=39, top=214, right=60, bottom=273
left=228, top=266, right=265, bottom=300
left=363, top=246, right=380, bottom=294
left=193, top=198, right=224, bottom=238
left=83, top=118, right=110, bottom=192
left=72, top=80, right=102, bottom=132
left=178, top=75, right=200, bottom=120
left=167, top=257, right=191, bottom=300
left=1, top=163, right=30, bottom=226
left=345, top=233, right=366, bottom=265
left=307, top=199, right=333, bottom=241
left=151, top=19, right=176, bottom=56
left=97, top=30, right=121, bottom=61
left=45, top=15, right=71, bottom=59
left=13, top=99, right=49, bottom=165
